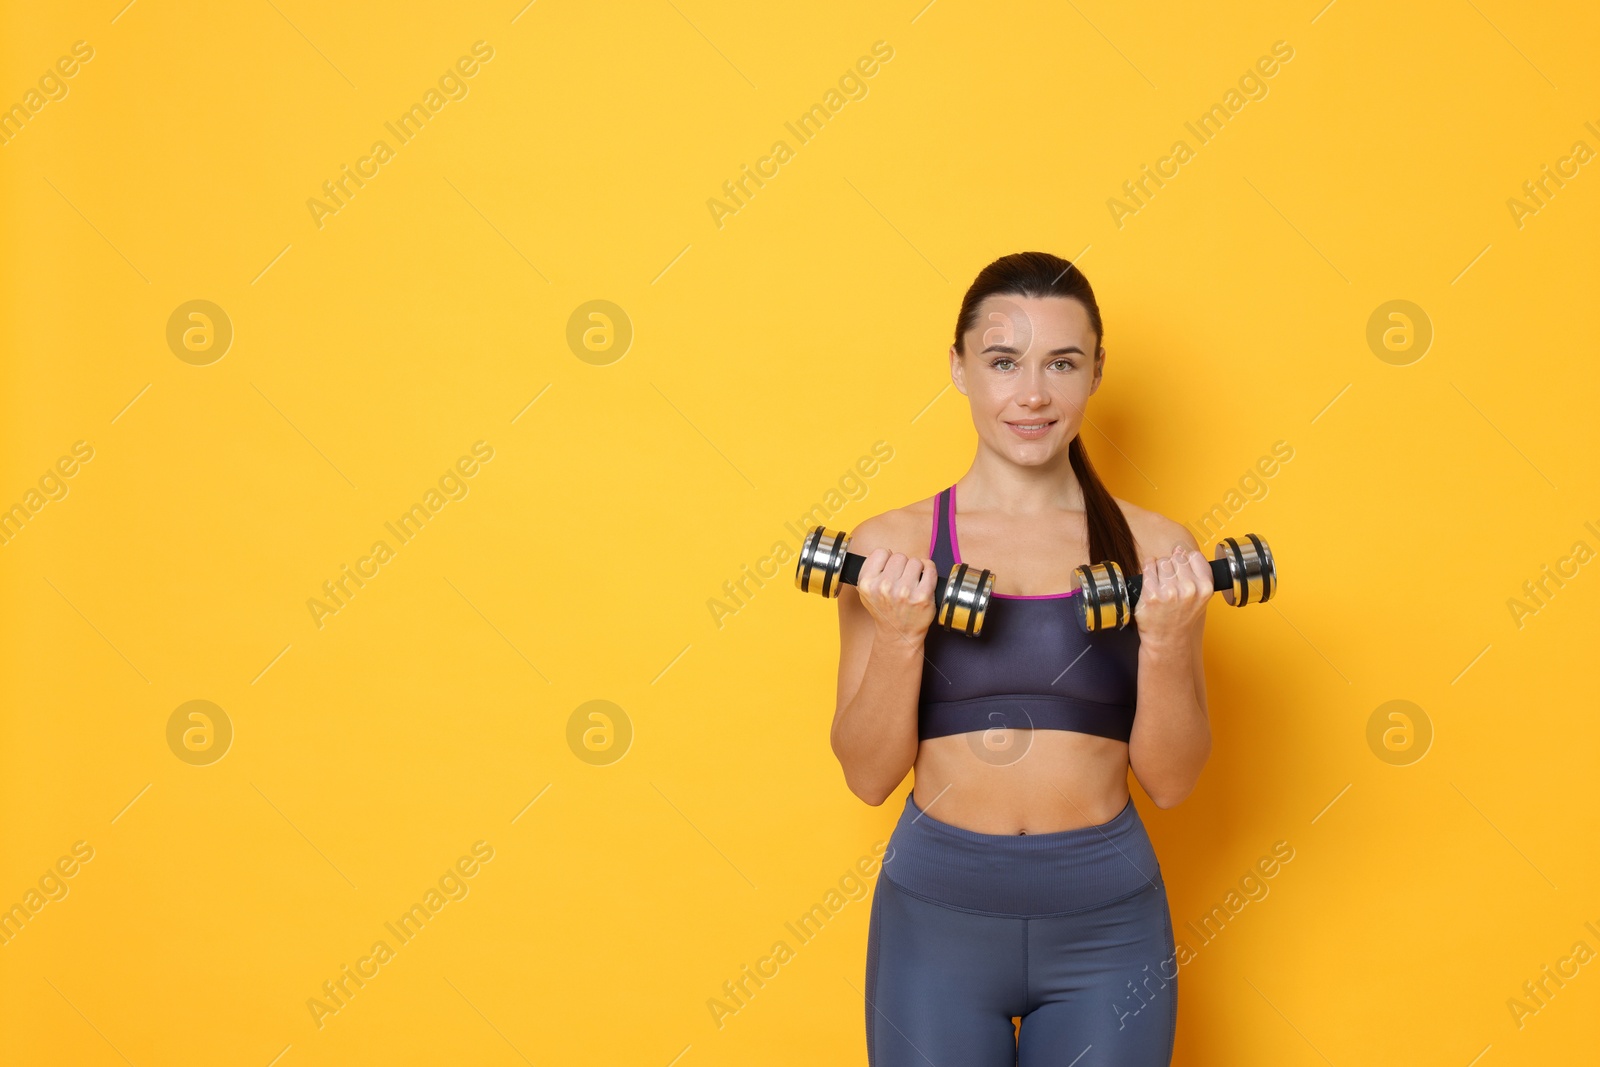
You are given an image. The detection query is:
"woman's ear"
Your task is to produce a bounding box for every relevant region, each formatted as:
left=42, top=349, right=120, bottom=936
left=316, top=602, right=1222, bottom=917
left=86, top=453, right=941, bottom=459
left=950, top=344, right=967, bottom=395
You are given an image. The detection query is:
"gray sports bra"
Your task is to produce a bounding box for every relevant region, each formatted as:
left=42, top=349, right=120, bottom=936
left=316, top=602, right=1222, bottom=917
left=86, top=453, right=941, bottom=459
left=917, top=483, right=1141, bottom=742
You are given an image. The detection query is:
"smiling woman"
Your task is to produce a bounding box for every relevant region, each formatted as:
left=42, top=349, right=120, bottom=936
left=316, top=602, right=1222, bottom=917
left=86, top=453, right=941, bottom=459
left=827, top=251, right=1214, bottom=1066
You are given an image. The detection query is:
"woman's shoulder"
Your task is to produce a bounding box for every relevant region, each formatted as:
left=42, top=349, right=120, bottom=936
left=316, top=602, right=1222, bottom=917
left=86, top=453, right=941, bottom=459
left=846, top=491, right=944, bottom=560
left=1113, top=496, right=1202, bottom=560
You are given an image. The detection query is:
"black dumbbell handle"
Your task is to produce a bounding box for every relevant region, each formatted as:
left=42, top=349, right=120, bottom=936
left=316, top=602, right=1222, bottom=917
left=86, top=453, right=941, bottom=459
left=843, top=555, right=1231, bottom=607
left=1118, top=557, right=1234, bottom=609
left=836, top=550, right=959, bottom=610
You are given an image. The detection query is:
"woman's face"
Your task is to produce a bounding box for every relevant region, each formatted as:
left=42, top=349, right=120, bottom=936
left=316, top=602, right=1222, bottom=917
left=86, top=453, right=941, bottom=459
left=950, top=294, right=1103, bottom=463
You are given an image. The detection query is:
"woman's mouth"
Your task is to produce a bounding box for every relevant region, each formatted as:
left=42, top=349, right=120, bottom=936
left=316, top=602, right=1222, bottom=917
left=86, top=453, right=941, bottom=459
left=1006, top=419, right=1056, bottom=439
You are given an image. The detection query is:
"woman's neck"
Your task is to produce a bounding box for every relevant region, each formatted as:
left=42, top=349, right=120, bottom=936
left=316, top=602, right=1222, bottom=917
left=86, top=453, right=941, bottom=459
left=956, top=448, right=1084, bottom=517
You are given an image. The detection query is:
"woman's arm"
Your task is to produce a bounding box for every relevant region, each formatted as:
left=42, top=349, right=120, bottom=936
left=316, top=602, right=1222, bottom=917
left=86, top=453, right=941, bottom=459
left=828, top=513, right=936, bottom=806
left=1126, top=520, right=1213, bottom=808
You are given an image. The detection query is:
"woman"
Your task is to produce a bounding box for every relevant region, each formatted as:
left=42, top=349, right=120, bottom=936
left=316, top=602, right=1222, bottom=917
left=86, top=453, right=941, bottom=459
left=831, top=251, right=1213, bottom=1065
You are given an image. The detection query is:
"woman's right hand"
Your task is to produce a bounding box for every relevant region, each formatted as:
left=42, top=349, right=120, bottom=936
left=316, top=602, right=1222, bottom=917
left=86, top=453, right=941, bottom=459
left=853, top=548, right=939, bottom=646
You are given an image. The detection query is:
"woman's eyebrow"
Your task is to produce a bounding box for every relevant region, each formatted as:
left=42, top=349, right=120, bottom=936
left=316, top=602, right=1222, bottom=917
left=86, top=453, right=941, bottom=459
left=981, top=343, right=1086, bottom=356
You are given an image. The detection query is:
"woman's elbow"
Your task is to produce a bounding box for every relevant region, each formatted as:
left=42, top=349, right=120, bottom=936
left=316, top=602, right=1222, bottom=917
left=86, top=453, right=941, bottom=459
left=1145, top=751, right=1203, bottom=809
left=838, top=761, right=899, bottom=807
left=832, top=744, right=888, bottom=807
left=841, top=764, right=894, bottom=806
left=833, top=737, right=906, bottom=806
left=853, top=783, right=891, bottom=806
left=1148, top=782, right=1195, bottom=810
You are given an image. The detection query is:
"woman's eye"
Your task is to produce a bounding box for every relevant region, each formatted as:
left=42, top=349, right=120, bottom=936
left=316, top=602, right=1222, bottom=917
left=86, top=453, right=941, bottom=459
left=991, top=358, right=1074, bottom=372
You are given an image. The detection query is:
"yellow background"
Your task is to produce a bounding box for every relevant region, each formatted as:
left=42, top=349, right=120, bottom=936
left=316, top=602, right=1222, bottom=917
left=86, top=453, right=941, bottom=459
left=3, top=1, right=1598, bottom=1063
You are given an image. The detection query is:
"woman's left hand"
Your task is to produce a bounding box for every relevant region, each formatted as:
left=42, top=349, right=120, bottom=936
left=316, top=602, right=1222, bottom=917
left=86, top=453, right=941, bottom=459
left=1132, top=545, right=1212, bottom=649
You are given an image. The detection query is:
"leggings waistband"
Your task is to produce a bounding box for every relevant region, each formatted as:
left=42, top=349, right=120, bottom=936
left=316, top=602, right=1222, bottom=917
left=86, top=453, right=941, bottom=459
left=880, top=790, right=1163, bottom=918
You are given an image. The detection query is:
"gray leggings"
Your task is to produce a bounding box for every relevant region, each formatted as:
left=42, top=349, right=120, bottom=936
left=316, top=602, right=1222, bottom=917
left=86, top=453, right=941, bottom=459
left=865, top=792, right=1177, bottom=1066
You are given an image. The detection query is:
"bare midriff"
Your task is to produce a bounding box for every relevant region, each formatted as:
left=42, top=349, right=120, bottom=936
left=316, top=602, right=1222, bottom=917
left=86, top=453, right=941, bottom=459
left=912, top=730, right=1132, bottom=834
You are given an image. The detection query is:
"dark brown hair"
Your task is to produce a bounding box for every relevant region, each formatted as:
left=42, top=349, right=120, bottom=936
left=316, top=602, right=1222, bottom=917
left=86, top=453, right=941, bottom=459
left=952, top=251, right=1141, bottom=578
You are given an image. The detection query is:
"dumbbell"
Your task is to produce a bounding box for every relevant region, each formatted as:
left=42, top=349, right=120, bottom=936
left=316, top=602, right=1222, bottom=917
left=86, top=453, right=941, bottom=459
left=1073, top=533, right=1277, bottom=632
left=794, top=526, right=996, bottom=636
